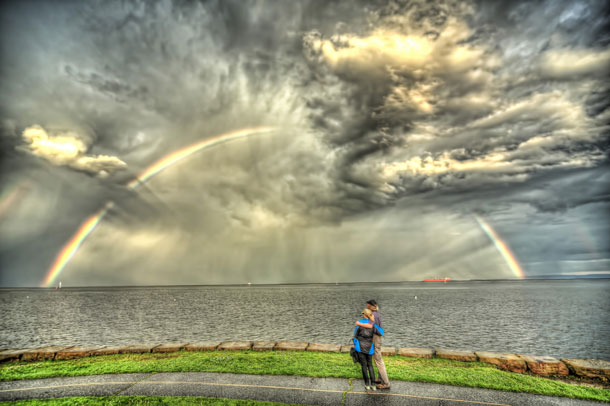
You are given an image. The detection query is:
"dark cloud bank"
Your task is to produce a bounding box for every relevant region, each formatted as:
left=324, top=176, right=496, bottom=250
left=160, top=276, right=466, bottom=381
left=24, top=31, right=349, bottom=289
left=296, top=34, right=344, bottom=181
left=0, top=0, right=608, bottom=286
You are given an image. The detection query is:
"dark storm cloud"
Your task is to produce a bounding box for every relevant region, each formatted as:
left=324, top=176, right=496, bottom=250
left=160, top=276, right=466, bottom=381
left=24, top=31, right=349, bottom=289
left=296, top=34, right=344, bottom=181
left=1, top=0, right=608, bottom=286
left=63, top=65, right=150, bottom=105
left=473, top=0, right=610, bottom=48
left=301, top=0, right=609, bottom=217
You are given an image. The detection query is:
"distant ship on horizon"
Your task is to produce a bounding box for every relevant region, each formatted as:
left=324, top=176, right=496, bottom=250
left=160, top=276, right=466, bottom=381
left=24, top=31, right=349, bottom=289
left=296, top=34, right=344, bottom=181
left=423, top=277, right=451, bottom=282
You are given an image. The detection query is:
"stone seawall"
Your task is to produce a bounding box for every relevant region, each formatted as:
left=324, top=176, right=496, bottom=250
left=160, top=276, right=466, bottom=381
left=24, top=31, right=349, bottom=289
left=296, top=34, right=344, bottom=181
left=1, top=342, right=608, bottom=382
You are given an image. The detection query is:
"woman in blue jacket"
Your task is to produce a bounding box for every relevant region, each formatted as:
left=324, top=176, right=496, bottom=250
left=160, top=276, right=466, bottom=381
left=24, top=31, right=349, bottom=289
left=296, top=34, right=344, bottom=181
left=353, top=308, right=384, bottom=391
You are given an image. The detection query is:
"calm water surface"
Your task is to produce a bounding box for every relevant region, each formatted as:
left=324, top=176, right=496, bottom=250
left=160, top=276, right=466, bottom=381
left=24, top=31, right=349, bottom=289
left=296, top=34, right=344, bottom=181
left=1, top=280, right=609, bottom=360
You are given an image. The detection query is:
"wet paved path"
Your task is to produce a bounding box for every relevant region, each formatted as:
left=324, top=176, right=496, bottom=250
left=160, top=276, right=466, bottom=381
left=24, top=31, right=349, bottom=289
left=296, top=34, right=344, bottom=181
left=0, top=372, right=604, bottom=405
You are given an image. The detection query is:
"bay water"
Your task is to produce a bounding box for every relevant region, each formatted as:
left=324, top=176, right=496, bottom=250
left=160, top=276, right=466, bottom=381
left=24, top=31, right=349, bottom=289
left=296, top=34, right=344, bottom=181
left=1, top=280, right=608, bottom=360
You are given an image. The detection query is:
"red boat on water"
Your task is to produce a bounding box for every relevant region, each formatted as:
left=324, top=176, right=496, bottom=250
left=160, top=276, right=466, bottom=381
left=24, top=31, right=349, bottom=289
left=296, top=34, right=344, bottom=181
left=423, top=277, right=451, bottom=282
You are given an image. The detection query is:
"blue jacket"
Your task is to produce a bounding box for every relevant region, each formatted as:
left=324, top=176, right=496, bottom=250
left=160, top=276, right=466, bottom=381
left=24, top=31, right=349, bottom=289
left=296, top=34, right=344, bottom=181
left=353, top=319, right=384, bottom=354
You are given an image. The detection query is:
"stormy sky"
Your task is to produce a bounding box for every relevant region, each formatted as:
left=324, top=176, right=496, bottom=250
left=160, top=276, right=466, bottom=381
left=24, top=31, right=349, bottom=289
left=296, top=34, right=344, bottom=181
left=0, top=0, right=608, bottom=287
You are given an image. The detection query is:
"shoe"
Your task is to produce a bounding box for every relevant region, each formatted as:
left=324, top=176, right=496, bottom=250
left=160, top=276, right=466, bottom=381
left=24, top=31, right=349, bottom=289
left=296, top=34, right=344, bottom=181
left=371, top=385, right=377, bottom=391
left=364, top=385, right=370, bottom=391
left=376, top=383, right=390, bottom=390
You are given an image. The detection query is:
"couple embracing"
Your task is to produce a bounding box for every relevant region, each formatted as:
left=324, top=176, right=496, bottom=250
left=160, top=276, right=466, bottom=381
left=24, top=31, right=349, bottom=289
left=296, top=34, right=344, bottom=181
left=352, top=299, right=391, bottom=391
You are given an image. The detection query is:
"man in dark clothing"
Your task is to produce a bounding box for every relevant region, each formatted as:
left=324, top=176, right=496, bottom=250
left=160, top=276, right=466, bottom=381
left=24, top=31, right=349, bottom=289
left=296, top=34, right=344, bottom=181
left=359, top=299, right=390, bottom=389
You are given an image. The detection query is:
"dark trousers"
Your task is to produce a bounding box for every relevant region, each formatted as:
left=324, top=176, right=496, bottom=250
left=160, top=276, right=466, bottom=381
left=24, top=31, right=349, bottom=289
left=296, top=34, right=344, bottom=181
left=357, top=351, right=375, bottom=385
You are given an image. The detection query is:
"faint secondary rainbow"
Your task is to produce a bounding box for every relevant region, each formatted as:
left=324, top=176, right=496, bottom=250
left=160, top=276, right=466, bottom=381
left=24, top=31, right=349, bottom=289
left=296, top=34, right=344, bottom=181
left=42, top=127, right=275, bottom=287
left=0, top=181, right=30, bottom=218
left=474, top=215, right=525, bottom=279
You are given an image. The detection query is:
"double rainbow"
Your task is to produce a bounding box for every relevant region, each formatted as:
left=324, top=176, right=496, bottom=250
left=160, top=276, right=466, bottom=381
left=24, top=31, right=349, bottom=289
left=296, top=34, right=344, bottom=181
left=474, top=215, right=525, bottom=279
left=41, top=127, right=275, bottom=287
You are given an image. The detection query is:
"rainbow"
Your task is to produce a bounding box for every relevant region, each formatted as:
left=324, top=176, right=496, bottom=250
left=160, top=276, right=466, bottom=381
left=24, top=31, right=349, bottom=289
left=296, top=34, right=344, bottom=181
left=474, top=215, right=525, bottom=279
left=42, top=127, right=275, bottom=287
left=127, top=127, right=274, bottom=190
left=0, top=181, right=29, bottom=218
left=42, top=201, right=114, bottom=287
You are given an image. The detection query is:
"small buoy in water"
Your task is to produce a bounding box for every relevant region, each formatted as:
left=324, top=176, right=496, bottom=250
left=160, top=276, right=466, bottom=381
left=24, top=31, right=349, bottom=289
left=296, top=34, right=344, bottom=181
left=26, top=296, right=29, bottom=299
left=174, top=299, right=176, bottom=301
left=414, top=296, right=418, bottom=300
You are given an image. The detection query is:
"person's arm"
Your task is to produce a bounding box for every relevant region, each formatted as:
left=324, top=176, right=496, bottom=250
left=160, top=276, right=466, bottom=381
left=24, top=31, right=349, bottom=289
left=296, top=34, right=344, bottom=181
left=355, top=320, right=374, bottom=328
left=372, top=312, right=383, bottom=335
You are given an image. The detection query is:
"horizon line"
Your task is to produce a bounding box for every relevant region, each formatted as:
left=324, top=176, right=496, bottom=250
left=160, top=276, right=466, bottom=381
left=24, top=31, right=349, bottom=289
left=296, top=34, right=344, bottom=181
left=3, top=275, right=610, bottom=289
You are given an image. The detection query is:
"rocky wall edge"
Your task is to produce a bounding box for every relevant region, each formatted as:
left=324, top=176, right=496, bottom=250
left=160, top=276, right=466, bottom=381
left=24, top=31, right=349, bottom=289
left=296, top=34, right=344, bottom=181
left=0, top=342, right=608, bottom=382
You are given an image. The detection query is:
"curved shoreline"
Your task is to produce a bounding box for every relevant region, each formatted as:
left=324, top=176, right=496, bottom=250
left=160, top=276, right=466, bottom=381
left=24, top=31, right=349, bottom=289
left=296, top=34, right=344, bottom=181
left=1, top=341, right=608, bottom=381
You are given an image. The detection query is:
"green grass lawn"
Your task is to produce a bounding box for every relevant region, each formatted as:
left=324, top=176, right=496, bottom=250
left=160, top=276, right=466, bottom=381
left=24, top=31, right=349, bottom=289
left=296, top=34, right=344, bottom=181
left=0, top=396, right=303, bottom=406
left=0, top=351, right=608, bottom=402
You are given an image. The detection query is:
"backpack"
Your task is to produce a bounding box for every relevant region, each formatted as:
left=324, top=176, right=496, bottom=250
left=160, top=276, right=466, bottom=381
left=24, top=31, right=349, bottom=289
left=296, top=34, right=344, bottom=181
left=349, top=346, right=359, bottom=363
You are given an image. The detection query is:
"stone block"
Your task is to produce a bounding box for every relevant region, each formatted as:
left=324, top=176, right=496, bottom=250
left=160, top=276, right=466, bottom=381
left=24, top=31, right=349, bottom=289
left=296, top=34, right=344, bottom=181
left=307, top=343, right=341, bottom=353
left=561, top=358, right=610, bottom=380
left=398, top=347, right=435, bottom=358
left=252, top=341, right=277, bottom=351
left=276, top=341, right=309, bottom=351
left=92, top=346, right=124, bottom=356
left=340, top=345, right=354, bottom=353
left=380, top=346, right=396, bottom=356
left=184, top=342, right=221, bottom=351
left=55, top=346, right=106, bottom=360
left=476, top=351, right=527, bottom=373
left=152, top=343, right=189, bottom=353
left=436, top=349, right=477, bottom=362
left=0, top=349, right=32, bottom=362
left=21, top=346, right=73, bottom=361
left=218, top=341, right=253, bottom=351
left=520, top=355, right=569, bottom=376
left=119, top=344, right=158, bottom=354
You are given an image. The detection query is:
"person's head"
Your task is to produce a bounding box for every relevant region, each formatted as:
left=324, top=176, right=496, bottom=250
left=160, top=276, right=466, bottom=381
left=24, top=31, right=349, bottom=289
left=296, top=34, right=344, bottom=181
left=362, top=308, right=373, bottom=320
left=366, top=299, right=378, bottom=311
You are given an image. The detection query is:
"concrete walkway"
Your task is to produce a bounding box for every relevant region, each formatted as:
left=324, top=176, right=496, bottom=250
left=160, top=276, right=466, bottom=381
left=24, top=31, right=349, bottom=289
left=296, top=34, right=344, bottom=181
left=0, top=372, right=604, bottom=405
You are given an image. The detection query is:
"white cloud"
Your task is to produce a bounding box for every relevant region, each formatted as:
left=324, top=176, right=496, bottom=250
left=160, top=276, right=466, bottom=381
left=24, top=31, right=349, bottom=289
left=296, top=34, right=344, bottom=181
left=381, top=147, right=598, bottom=183
left=304, top=17, right=490, bottom=83
left=20, top=125, right=127, bottom=176
left=305, top=30, right=434, bottom=79
left=468, top=91, right=591, bottom=131
left=21, top=126, right=87, bottom=164
left=540, top=47, right=610, bottom=79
